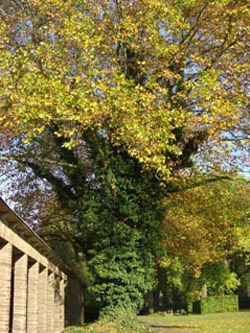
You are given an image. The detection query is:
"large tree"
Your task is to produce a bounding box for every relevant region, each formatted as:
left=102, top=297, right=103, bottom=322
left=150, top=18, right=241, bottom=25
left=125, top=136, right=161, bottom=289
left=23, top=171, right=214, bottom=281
left=0, top=0, right=249, bottom=312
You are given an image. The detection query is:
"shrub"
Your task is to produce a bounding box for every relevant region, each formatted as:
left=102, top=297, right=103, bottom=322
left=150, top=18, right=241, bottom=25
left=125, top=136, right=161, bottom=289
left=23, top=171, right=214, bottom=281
left=62, top=307, right=155, bottom=333
left=193, top=295, right=239, bottom=314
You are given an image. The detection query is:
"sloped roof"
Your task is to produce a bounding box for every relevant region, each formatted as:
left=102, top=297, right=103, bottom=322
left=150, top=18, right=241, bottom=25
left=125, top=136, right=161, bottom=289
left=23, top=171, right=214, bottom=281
left=0, top=196, right=72, bottom=276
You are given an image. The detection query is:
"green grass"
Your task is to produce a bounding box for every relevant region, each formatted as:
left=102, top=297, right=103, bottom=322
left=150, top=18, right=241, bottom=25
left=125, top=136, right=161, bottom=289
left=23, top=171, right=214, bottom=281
left=139, top=311, right=250, bottom=333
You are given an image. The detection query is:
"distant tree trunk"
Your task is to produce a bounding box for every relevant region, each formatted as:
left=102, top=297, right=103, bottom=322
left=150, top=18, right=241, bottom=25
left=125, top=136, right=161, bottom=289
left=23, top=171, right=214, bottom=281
left=201, top=284, right=208, bottom=298
left=153, top=288, right=160, bottom=312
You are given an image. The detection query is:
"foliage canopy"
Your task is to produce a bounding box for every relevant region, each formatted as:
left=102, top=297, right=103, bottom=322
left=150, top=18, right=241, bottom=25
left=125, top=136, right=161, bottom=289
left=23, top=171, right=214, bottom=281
left=1, top=0, right=249, bottom=176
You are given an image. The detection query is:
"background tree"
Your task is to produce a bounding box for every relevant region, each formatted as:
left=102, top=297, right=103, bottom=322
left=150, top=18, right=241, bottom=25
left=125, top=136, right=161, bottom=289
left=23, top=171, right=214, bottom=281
left=154, top=178, right=250, bottom=308
left=0, top=0, right=249, bottom=313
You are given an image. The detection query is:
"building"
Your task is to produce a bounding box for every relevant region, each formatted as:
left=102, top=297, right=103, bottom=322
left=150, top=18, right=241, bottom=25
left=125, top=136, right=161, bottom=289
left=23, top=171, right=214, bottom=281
left=0, top=197, right=84, bottom=333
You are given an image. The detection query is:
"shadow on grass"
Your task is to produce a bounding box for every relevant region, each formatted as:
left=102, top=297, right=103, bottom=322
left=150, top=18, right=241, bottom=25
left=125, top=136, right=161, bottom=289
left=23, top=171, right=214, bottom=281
left=152, top=325, right=196, bottom=329
left=149, top=323, right=196, bottom=329
left=141, top=320, right=196, bottom=329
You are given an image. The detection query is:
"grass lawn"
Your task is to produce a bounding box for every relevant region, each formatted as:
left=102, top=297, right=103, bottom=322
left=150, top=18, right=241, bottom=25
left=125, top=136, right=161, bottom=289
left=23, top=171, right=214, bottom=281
left=139, top=311, right=250, bottom=333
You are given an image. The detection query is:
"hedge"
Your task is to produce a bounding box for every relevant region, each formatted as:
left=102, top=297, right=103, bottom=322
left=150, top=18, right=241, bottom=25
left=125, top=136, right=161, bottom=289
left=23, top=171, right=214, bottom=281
left=193, top=295, right=239, bottom=314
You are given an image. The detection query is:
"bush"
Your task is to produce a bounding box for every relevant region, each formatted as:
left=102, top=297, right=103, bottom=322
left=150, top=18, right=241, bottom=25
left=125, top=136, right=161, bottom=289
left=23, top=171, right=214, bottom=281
left=62, top=307, right=155, bottom=333
left=99, top=305, right=137, bottom=323
left=193, top=295, right=239, bottom=314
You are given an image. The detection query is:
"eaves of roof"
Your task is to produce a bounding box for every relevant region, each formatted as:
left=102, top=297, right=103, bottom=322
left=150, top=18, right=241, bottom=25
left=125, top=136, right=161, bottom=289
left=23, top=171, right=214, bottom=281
left=0, top=197, right=74, bottom=278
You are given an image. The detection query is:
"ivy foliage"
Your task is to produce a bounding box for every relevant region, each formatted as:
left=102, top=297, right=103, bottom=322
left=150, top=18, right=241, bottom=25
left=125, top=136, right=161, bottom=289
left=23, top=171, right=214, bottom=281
left=40, top=139, right=164, bottom=312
